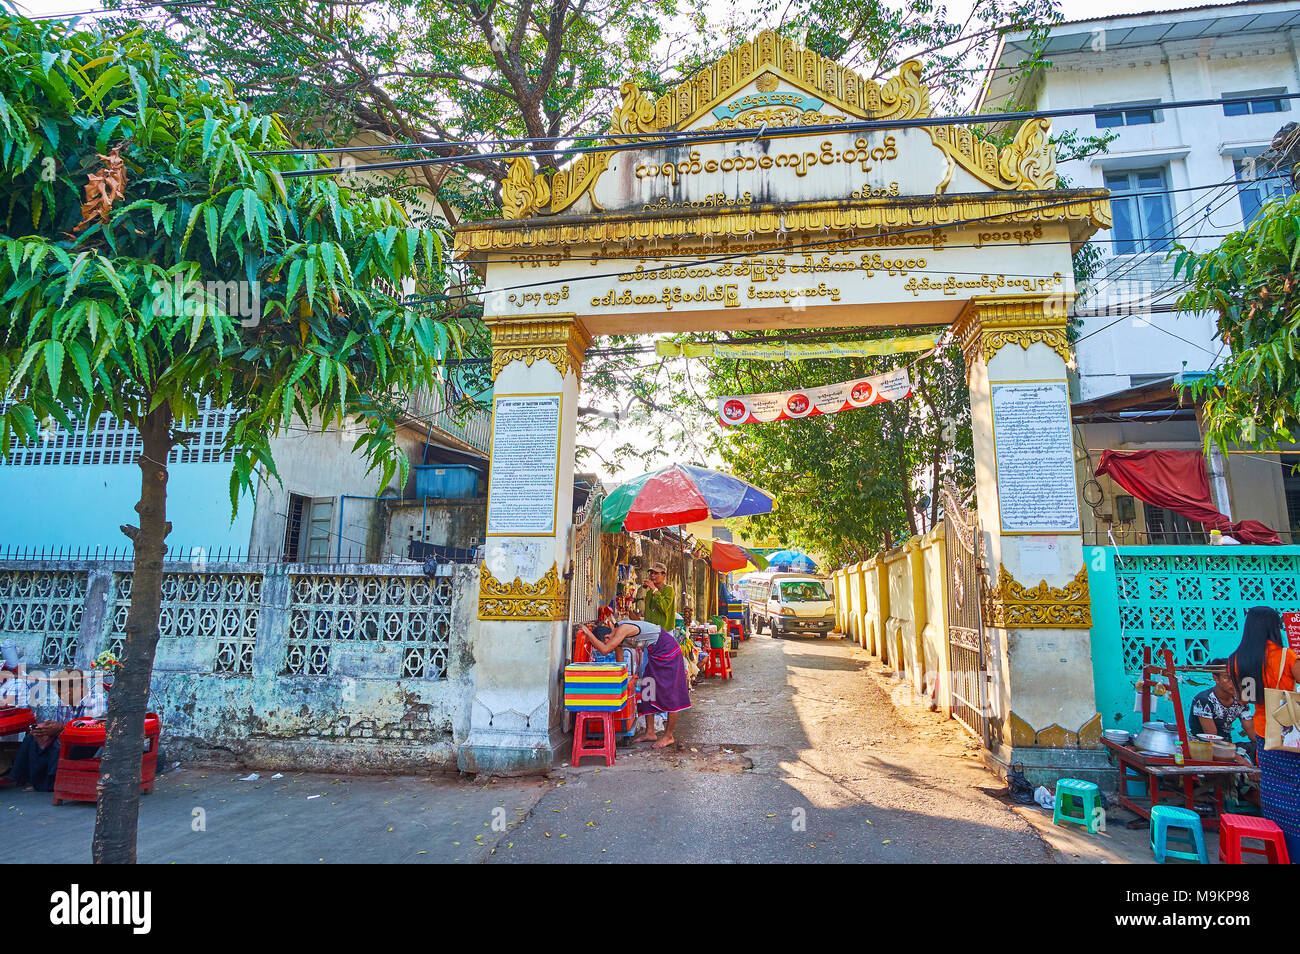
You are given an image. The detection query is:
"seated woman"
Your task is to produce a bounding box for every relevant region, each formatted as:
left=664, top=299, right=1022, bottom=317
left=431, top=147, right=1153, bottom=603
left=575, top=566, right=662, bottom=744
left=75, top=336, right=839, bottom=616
left=579, top=618, right=690, bottom=749
left=1190, top=658, right=1257, bottom=750
left=0, top=668, right=106, bottom=792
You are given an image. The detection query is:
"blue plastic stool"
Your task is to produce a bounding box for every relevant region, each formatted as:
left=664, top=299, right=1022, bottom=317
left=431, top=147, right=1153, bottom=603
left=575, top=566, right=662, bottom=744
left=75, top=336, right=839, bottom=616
left=1052, top=778, right=1102, bottom=833
left=1150, top=805, right=1208, bottom=863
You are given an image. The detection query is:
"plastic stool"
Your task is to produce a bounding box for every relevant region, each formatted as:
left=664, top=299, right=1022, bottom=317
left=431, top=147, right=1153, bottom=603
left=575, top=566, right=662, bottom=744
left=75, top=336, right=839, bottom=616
left=1218, top=813, right=1291, bottom=864
left=1052, top=778, right=1102, bottom=833
left=705, top=646, right=732, bottom=679
left=727, top=620, right=743, bottom=643
left=1150, top=805, right=1208, bottom=863
left=571, top=711, right=616, bottom=767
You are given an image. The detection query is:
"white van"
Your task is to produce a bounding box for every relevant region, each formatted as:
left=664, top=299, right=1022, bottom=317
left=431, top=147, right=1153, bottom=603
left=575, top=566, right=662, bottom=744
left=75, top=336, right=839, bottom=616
left=741, top=571, right=836, bottom=638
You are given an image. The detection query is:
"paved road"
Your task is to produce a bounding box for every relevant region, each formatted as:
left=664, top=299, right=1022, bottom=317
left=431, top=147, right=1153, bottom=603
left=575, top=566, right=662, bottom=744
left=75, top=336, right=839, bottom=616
left=0, top=633, right=1051, bottom=863
left=496, top=631, right=1052, bottom=863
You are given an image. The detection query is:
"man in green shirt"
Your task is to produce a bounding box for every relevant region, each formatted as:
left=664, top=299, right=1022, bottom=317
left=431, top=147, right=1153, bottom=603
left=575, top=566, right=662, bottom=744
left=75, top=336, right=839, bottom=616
left=643, top=562, right=675, bottom=631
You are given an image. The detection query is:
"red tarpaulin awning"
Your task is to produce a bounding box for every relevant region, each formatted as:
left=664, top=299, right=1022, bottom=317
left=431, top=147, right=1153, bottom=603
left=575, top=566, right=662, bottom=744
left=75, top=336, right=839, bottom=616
left=1094, top=449, right=1281, bottom=545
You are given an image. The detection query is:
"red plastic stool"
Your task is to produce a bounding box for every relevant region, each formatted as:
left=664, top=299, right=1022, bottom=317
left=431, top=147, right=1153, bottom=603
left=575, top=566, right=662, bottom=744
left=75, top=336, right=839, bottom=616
left=727, top=620, right=743, bottom=643
left=705, top=646, right=732, bottom=679
left=571, top=711, right=616, bottom=767
left=1218, top=813, right=1291, bottom=864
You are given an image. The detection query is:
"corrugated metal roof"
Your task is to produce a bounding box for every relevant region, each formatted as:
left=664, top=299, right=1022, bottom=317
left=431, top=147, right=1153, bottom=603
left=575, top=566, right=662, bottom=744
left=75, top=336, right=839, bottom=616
left=1004, top=0, right=1300, bottom=51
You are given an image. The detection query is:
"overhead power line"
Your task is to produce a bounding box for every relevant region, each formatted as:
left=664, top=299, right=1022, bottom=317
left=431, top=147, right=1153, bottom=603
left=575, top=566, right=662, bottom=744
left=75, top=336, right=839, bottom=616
left=400, top=175, right=1286, bottom=309
left=269, top=92, right=1300, bottom=177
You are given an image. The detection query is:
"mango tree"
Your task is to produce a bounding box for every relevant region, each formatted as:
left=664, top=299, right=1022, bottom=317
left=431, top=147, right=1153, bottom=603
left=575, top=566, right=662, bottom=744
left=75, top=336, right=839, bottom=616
left=0, top=16, right=451, bottom=862
left=1175, top=186, right=1300, bottom=450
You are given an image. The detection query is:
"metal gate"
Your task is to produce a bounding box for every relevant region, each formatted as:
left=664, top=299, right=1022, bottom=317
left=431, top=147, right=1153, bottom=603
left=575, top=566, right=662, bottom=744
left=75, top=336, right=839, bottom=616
left=943, top=483, right=987, bottom=743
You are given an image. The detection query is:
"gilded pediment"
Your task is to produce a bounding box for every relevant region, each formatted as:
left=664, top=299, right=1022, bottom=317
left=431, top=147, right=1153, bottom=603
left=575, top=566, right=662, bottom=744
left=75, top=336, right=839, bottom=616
left=631, top=31, right=931, bottom=131
left=492, top=29, right=1064, bottom=223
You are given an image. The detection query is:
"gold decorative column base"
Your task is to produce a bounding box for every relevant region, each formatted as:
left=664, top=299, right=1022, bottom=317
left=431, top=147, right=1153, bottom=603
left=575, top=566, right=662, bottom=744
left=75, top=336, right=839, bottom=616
left=952, top=294, right=1074, bottom=379
left=981, top=565, right=1092, bottom=629
left=484, top=313, right=593, bottom=381
left=1009, top=711, right=1103, bottom=748
left=478, top=563, right=570, bottom=621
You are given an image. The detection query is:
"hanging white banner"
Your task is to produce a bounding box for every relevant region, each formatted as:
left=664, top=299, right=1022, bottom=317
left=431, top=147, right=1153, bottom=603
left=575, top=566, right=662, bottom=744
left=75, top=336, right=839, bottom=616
left=716, top=368, right=912, bottom=427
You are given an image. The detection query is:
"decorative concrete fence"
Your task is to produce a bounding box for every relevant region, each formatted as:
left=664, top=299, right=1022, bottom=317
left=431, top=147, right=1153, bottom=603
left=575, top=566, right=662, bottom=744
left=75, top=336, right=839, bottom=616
left=0, top=558, right=480, bottom=772
left=1086, top=545, right=1300, bottom=736
left=831, top=524, right=951, bottom=713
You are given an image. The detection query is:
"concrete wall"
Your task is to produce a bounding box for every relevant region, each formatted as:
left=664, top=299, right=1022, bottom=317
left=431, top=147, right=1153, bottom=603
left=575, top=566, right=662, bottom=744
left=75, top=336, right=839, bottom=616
left=831, top=524, right=950, bottom=712
left=381, top=498, right=487, bottom=560
left=0, top=559, right=479, bottom=773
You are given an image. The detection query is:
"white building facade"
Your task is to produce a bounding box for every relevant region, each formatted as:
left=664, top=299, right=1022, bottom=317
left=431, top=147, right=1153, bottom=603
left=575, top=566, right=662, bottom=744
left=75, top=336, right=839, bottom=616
left=987, top=0, right=1298, bottom=401
left=986, top=1, right=1300, bottom=544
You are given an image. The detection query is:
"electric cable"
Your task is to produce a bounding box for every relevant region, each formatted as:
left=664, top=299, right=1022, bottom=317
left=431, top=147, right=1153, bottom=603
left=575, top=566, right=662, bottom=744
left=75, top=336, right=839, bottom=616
left=257, top=93, right=1300, bottom=171
left=399, top=175, right=1287, bottom=309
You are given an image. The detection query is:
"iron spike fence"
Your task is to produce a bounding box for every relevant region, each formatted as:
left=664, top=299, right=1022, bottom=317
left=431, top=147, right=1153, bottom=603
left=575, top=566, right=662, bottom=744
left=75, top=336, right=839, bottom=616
left=0, top=543, right=483, bottom=568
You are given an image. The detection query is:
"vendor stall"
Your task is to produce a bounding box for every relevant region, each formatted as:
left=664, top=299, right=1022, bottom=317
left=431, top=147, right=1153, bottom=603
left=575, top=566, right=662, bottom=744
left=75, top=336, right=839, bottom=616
left=1103, top=648, right=1259, bottom=828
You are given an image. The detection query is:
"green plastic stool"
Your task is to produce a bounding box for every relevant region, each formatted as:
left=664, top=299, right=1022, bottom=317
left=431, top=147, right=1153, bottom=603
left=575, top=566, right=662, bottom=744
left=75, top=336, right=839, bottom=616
left=1150, top=805, right=1208, bottom=864
left=1052, top=778, right=1102, bottom=833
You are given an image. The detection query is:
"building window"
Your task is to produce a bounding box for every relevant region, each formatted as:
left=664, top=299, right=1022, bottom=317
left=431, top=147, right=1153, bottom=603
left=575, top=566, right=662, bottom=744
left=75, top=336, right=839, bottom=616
left=1235, top=157, right=1295, bottom=226
left=1104, top=168, right=1174, bottom=255
left=283, top=494, right=308, bottom=562
left=1095, top=103, right=1160, bottom=128
left=1222, top=88, right=1289, bottom=117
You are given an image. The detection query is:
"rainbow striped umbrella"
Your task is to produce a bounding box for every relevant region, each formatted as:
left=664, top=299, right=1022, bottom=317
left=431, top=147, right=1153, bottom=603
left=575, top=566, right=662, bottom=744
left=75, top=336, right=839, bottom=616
left=601, top=464, right=773, bottom=533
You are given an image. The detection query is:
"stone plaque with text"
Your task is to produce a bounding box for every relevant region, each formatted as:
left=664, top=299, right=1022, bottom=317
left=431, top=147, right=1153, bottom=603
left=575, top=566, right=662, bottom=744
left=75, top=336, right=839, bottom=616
left=991, top=382, right=1080, bottom=534
left=487, top=394, right=562, bottom=536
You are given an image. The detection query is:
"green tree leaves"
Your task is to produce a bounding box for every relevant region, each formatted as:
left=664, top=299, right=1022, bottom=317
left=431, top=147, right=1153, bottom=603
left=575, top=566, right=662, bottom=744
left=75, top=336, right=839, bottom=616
left=1175, top=189, right=1300, bottom=451
left=0, top=12, right=452, bottom=507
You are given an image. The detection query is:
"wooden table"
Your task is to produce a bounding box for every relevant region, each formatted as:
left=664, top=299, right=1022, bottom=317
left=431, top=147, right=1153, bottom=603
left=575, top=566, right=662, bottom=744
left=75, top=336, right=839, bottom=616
left=1102, top=737, right=1259, bottom=829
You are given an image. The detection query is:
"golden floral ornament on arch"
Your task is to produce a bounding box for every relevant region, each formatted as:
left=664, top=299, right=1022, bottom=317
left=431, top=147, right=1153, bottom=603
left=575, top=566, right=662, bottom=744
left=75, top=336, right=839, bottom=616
left=478, top=562, right=570, bottom=621
left=611, top=82, right=660, bottom=137
left=485, top=315, right=593, bottom=380
left=501, top=157, right=551, bottom=219
left=981, top=564, right=1091, bottom=629
left=997, top=118, right=1057, bottom=191
left=877, top=60, right=929, bottom=122
left=952, top=295, right=1075, bottom=377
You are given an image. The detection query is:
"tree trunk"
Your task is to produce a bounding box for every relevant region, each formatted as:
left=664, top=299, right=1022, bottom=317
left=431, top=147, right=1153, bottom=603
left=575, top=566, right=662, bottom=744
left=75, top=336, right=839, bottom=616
left=93, top=405, right=173, bottom=864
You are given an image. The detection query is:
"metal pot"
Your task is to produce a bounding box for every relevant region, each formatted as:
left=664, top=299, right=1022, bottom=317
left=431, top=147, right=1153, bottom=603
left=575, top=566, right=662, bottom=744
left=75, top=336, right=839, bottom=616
left=1135, top=720, right=1180, bottom=756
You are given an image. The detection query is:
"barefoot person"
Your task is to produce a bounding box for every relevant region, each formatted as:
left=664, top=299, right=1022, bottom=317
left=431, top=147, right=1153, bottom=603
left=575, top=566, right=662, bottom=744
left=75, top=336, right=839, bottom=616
left=580, top=619, right=690, bottom=749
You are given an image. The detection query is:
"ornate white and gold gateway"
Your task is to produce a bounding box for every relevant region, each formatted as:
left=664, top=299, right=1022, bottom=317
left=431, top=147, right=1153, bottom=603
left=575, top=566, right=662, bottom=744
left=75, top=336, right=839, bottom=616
left=455, top=32, right=1112, bottom=775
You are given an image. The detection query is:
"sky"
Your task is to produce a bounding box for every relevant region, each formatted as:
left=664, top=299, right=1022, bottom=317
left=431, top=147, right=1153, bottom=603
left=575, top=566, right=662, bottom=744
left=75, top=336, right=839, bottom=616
left=13, top=0, right=1244, bottom=483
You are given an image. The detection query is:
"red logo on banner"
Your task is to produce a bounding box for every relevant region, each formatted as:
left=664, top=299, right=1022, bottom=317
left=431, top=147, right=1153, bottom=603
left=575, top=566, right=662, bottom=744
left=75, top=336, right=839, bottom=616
left=851, top=381, right=874, bottom=403
left=786, top=394, right=810, bottom=414
left=722, top=400, right=747, bottom=422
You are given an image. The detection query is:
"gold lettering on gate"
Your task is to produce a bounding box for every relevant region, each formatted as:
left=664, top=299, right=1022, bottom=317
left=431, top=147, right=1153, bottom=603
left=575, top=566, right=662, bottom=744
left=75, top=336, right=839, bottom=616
left=903, top=272, right=1065, bottom=298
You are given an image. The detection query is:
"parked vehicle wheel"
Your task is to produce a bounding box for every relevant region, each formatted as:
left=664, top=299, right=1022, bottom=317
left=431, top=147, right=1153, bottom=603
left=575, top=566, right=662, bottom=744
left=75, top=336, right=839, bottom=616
left=771, top=621, right=782, bottom=639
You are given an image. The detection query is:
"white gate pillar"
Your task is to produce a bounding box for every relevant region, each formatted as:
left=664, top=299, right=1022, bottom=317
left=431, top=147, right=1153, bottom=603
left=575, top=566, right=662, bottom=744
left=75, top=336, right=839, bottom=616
left=955, top=294, right=1106, bottom=783
left=458, top=313, right=591, bottom=774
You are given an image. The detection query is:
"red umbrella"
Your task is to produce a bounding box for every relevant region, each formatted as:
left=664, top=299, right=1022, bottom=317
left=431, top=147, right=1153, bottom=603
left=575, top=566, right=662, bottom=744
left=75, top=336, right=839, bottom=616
left=707, top=541, right=749, bottom=572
